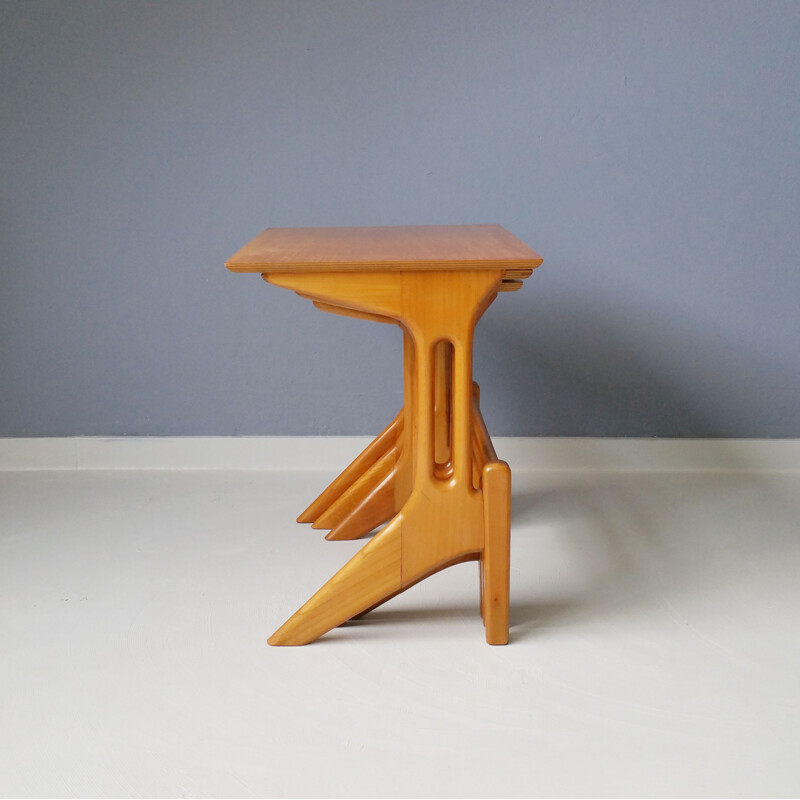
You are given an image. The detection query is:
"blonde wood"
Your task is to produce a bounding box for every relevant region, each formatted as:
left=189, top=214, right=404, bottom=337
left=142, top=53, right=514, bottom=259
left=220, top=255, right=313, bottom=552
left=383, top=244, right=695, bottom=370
left=479, top=558, right=486, bottom=621
left=227, top=224, right=540, bottom=645
left=301, top=304, right=485, bottom=533
left=296, top=411, right=401, bottom=524
left=352, top=552, right=480, bottom=621
left=310, top=300, right=395, bottom=325
left=306, top=388, right=494, bottom=541
left=298, top=332, right=415, bottom=542
left=313, top=446, right=396, bottom=530
left=472, top=396, right=498, bottom=466
left=503, top=267, right=534, bottom=279
left=395, top=332, right=415, bottom=509
left=264, top=270, right=501, bottom=643
left=325, top=464, right=397, bottom=541
left=481, top=461, right=512, bottom=645
left=267, top=521, right=403, bottom=646
left=226, top=224, right=542, bottom=273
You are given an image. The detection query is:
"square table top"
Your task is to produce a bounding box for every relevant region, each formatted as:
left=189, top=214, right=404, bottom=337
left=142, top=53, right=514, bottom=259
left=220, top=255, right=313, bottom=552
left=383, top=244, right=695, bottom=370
left=225, top=224, right=542, bottom=272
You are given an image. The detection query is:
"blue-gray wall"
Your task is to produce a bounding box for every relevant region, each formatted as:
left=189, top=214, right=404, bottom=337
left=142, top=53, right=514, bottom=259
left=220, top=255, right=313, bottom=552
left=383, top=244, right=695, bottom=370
left=2, top=0, right=799, bottom=437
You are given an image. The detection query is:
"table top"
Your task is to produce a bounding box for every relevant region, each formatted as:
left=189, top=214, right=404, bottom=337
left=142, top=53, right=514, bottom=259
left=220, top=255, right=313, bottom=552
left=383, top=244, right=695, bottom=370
left=225, top=224, right=542, bottom=272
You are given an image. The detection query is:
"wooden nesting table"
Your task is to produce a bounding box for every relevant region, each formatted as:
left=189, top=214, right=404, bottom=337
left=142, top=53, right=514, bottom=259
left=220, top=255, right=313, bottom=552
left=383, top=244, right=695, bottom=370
left=226, top=224, right=542, bottom=645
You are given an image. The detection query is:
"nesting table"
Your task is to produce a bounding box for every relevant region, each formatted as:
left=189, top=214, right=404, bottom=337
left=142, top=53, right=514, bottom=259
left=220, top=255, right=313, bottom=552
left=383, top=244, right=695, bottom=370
left=226, top=225, right=542, bottom=645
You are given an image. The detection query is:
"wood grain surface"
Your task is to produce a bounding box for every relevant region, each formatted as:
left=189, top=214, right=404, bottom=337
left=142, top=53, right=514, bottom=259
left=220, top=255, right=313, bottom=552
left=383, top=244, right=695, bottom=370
left=225, top=224, right=542, bottom=272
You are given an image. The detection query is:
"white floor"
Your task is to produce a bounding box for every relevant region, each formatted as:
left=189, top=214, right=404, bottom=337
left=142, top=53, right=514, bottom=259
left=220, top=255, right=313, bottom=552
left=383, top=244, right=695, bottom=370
left=2, top=455, right=800, bottom=797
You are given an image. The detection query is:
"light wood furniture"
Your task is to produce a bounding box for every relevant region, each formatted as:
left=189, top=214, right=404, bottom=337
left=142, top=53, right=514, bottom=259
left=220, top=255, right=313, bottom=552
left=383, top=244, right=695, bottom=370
left=226, top=225, right=542, bottom=645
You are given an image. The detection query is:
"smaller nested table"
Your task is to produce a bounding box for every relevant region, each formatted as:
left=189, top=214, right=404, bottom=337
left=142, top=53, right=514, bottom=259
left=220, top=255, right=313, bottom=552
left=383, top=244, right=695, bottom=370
left=226, top=225, right=542, bottom=645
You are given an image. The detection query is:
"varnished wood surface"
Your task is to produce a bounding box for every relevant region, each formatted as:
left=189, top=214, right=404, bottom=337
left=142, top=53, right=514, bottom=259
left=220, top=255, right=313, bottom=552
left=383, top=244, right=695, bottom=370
left=225, top=224, right=542, bottom=272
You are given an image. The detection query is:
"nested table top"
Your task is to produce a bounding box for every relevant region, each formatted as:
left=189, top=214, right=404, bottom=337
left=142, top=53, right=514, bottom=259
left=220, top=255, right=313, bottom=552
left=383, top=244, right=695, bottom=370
left=225, top=224, right=542, bottom=272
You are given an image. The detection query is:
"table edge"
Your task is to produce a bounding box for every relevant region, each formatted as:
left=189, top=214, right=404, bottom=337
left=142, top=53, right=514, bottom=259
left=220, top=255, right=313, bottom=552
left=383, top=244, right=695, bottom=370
left=225, top=256, right=543, bottom=273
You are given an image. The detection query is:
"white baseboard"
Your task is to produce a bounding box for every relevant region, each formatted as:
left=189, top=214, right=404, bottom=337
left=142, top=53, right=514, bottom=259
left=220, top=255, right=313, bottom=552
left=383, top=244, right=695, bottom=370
left=1, top=436, right=799, bottom=473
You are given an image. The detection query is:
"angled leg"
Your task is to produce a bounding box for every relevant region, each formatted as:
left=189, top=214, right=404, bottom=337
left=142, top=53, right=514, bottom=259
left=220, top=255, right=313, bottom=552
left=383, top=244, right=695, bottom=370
left=296, top=298, right=406, bottom=530
left=271, top=486, right=485, bottom=646
left=297, top=409, right=401, bottom=524
left=325, top=457, right=398, bottom=540
left=268, top=519, right=403, bottom=646
left=300, top=334, right=417, bottom=540
left=313, top=446, right=396, bottom=531
left=308, top=331, right=415, bottom=539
